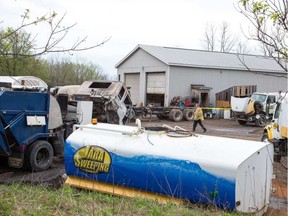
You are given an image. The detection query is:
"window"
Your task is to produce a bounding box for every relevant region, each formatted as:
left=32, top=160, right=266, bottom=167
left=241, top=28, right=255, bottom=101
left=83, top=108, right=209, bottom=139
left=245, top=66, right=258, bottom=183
left=251, top=94, right=266, bottom=102
left=267, top=95, right=276, bottom=103
left=274, top=102, right=281, bottom=119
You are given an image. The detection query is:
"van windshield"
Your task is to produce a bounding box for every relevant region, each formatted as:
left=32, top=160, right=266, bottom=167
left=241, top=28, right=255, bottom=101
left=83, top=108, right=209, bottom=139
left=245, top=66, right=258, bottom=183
left=251, top=94, right=267, bottom=102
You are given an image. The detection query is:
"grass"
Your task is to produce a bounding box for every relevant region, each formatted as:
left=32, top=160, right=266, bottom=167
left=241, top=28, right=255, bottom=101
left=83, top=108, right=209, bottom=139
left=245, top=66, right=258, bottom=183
left=0, top=183, right=250, bottom=216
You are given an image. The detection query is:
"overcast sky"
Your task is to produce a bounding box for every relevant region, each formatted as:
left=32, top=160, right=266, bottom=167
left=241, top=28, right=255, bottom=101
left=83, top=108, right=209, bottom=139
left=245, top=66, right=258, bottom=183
left=1, top=0, right=252, bottom=77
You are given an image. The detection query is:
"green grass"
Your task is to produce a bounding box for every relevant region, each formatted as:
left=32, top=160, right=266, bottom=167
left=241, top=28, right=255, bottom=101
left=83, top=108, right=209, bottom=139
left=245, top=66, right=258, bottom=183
left=0, top=183, right=250, bottom=216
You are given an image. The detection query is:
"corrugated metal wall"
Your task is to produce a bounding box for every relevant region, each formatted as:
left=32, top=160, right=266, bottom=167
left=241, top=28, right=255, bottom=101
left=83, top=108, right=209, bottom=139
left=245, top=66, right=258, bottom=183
left=117, top=49, right=288, bottom=107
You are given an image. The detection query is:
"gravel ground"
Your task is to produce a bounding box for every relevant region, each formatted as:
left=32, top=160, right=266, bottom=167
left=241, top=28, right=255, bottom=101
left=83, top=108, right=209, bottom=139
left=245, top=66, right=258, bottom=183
left=129, top=116, right=264, bottom=141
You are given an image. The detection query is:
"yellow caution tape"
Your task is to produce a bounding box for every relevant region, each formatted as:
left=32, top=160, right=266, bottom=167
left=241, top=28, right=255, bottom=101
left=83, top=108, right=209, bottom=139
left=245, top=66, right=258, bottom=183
left=201, top=107, right=231, bottom=110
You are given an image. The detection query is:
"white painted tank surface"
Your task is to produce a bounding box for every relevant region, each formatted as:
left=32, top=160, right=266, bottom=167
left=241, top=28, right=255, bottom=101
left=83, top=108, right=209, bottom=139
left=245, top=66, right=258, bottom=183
left=64, top=121, right=273, bottom=214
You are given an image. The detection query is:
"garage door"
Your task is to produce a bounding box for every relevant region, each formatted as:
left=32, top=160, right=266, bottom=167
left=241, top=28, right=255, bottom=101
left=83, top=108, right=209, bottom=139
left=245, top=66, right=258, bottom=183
left=146, top=72, right=166, bottom=94
left=124, top=73, right=140, bottom=105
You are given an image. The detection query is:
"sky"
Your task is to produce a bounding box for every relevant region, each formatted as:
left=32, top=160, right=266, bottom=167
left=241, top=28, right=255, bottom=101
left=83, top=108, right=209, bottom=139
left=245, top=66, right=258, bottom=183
left=0, top=0, right=252, bottom=78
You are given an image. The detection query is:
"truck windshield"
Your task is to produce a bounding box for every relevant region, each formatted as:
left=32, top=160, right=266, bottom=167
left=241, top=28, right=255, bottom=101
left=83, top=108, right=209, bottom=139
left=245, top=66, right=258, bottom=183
left=251, top=94, right=266, bottom=102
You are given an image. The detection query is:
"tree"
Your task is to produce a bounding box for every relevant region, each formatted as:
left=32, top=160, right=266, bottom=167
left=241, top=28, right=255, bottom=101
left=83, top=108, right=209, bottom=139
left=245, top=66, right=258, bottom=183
left=46, top=57, right=108, bottom=86
left=0, top=9, right=110, bottom=78
left=202, top=22, right=247, bottom=53
left=0, top=27, right=36, bottom=75
left=219, top=22, right=238, bottom=52
left=0, top=9, right=109, bottom=57
left=237, top=0, right=288, bottom=71
left=202, top=23, right=217, bottom=51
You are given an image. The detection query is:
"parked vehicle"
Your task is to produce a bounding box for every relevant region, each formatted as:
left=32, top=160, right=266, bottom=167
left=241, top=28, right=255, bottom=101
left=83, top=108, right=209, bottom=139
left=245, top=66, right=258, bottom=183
left=262, top=92, right=288, bottom=161
left=0, top=90, right=66, bottom=171
left=231, top=92, right=283, bottom=127
left=0, top=77, right=134, bottom=171
left=134, top=105, right=194, bottom=122
left=57, top=80, right=135, bottom=125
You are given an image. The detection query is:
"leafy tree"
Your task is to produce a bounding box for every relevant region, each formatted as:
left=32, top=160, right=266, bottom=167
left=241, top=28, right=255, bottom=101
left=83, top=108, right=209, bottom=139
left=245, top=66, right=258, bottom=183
left=46, top=57, right=107, bottom=86
left=237, top=0, right=288, bottom=71
left=0, top=27, right=39, bottom=76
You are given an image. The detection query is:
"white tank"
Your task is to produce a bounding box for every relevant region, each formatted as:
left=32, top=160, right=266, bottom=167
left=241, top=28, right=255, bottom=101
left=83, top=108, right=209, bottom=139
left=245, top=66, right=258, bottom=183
left=64, top=121, right=273, bottom=214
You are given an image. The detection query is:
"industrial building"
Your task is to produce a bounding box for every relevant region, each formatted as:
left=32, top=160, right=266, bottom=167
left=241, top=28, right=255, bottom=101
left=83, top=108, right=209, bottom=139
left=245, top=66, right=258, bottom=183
left=116, top=44, right=287, bottom=107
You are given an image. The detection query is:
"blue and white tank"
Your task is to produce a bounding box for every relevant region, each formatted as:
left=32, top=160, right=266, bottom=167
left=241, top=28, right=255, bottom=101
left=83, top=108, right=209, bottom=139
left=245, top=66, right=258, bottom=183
left=64, top=121, right=273, bottom=214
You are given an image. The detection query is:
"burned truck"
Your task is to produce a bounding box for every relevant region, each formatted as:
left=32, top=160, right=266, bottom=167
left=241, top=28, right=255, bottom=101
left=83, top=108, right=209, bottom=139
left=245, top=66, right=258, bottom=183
left=60, top=81, right=135, bottom=125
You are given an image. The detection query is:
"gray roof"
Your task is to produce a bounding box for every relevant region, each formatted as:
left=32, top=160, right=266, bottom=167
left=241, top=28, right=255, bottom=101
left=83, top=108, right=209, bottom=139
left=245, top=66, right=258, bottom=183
left=115, top=44, right=287, bottom=73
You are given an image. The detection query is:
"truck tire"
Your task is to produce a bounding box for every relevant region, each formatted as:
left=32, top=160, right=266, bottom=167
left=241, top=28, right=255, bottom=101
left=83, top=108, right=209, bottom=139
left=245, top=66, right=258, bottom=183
left=183, top=109, right=194, bottom=121
left=255, top=115, right=267, bottom=127
left=169, top=109, right=183, bottom=122
left=261, top=133, right=269, bottom=142
left=254, top=101, right=262, bottom=112
left=237, top=120, right=247, bottom=125
left=26, top=140, right=54, bottom=172
left=127, top=108, right=136, bottom=121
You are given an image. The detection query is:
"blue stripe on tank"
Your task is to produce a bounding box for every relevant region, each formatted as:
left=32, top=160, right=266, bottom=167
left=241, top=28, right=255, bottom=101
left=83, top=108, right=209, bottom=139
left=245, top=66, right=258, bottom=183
left=65, top=141, right=235, bottom=209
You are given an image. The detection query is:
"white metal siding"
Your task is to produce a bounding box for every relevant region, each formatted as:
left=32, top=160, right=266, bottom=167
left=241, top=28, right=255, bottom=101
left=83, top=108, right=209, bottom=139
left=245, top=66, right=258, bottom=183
left=125, top=73, right=140, bottom=105
left=146, top=73, right=166, bottom=94
left=169, top=66, right=288, bottom=106
left=117, top=45, right=287, bottom=107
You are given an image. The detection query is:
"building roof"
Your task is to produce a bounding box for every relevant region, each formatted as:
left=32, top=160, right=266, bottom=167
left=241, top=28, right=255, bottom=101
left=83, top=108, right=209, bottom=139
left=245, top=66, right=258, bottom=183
left=115, top=44, right=287, bottom=73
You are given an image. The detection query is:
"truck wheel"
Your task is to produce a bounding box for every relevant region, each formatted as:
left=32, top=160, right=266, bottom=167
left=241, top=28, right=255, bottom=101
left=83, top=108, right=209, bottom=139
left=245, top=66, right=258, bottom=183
left=261, top=133, right=269, bottom=142
left=237, top=120, right=246, bottom=125
left=26, top=140, right=54, bottom=172
left=127, top=108, right=136, bottom=120
left=254, top=101, right=262, bottom=112
left=255, top=116, right=266, bottom=127
left=183, top=109, right=194, bottom=121
left=169, top=109, right=183, bottom=122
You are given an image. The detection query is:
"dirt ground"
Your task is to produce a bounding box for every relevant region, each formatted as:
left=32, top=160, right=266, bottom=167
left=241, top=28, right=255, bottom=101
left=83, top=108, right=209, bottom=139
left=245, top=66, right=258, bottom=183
left=132, top=116, right=264, bottom=141
left=0, top=117, right=287, bottom=215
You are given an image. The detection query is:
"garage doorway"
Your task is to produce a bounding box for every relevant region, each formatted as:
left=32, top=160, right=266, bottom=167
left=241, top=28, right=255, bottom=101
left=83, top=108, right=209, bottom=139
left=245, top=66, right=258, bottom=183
left=124, top=73, right=140, bottom=106
left=146, top=72, right=165, bottom=106
left=146, top=93, right=164, bottom=106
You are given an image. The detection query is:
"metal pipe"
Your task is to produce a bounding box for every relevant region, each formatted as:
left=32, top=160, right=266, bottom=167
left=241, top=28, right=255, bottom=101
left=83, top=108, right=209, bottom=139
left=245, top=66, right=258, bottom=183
left=73, top=124, right=140, bottom=136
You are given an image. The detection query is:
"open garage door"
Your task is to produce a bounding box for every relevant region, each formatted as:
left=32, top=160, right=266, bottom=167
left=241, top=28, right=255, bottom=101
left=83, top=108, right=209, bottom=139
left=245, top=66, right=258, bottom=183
left=146, top=72, right=165, bottom=106
left=124, top=73, right=140, bottom=106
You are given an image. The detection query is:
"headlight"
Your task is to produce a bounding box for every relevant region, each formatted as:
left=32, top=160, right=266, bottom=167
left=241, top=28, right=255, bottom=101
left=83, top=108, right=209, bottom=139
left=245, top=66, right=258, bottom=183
left=255, top=114, right=260, bottom=119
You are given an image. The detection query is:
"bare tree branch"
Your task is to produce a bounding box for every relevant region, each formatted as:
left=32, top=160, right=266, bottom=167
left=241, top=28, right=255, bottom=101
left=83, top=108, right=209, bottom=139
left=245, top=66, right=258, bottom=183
left=202, top=23, right=217, bottom=51
left=0, top=10, right=110, bottom=57
left=201, top=22, right=247, bottom=54
left=219, top=22, right=237, bottom=52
